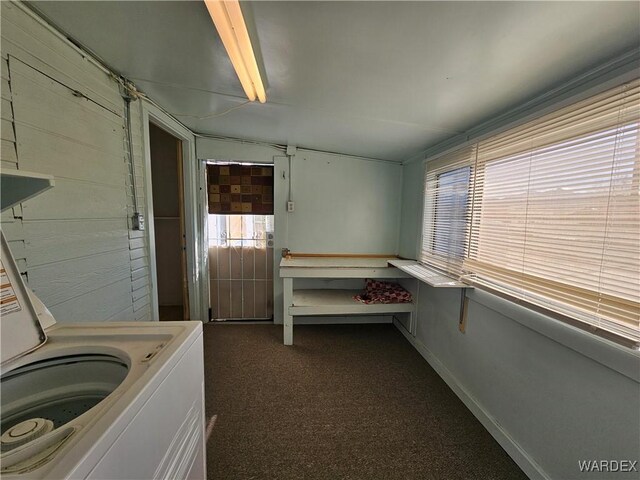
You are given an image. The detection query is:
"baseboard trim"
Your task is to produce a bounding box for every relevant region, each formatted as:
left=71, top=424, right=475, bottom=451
left=393, top=319, right=549, bottom=480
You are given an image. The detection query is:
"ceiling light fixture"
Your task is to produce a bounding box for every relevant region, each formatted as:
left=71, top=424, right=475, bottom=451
left=204, top=0, right=266, bottom=103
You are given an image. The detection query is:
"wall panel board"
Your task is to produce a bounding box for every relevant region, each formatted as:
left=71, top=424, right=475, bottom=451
left=125, top=99, right=151, bottom=316
left=1, top=2, right=152, bottom=322
left=20, top=178, right=127, bottom=220
left=1, top=118, right=15, bottom=142
left=28, top=249, right=131, bottom=307
left=1, top=2, right=121, bottom=112
left=0, top=54, right=24, bottom=263
left=23, top=219, right=129, bottom=266
left=49, top=278, right=133, bottom=322
left=106, top=306, right=135, bottom=322
left=10, top=57, right=125, bottom=186
left=1, top=139, right=18, bottom=163
left=16, top=127, right=125, bottom=186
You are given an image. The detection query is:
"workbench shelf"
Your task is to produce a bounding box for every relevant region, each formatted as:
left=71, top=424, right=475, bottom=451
left=279, top=256, right=415, bottom=345
left=290, top=289, right=415, bottom=316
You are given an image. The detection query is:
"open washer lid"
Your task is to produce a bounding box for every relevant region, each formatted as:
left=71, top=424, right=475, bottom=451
left=1, top=170, right=55, bottom=369
left=1, top=232, right=49, bottom=367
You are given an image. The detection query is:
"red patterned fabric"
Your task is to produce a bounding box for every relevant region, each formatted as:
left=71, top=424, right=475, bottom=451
left=354, top=279, right=413, bottom=304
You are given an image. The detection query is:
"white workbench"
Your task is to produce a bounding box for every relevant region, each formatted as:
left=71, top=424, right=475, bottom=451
left=279, top=257, right=415, bottom=345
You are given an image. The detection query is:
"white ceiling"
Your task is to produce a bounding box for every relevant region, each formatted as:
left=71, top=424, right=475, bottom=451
left=29, top=1, right=640, bottom=161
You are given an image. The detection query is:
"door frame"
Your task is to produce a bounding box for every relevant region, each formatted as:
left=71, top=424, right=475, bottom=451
left=204, top=160, right=278, bottom=321
left=141, top=100, right=206, bottom=321
left=199, top=159, right=210, bottom=321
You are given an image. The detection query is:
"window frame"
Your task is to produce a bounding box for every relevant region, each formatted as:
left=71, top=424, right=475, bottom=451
left=419, top=79, right=640, bottom=349
left=432, top=166, right=472, bottom=259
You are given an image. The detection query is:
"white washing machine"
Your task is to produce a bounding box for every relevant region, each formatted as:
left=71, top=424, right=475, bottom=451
left=0, top=171, right=206, bottom=479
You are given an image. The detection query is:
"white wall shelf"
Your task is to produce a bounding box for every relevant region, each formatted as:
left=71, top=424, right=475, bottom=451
left=388, top=259, right=470, bottom=288
left=1, top=170, right=54, bottom=213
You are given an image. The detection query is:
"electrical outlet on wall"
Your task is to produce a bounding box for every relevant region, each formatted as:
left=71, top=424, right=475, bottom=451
left=132, top=212, right=145, bottom=231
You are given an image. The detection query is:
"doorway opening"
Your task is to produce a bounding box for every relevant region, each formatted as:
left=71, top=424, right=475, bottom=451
left=149, top=123, right=189, bottom=321
left=206, top=162, right=274, bottom=321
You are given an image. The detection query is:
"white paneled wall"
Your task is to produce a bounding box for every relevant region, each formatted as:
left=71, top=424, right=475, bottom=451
left=0, top=54, right=26, bottom=275
left=0, top=2, right=152, bottom=322
left=0, top=59, right=17, bottom=171
left=127, top=101, right=152, bottom=320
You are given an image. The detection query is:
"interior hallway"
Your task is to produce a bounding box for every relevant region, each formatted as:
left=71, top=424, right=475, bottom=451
left=203, top=323, right=527, bottom=480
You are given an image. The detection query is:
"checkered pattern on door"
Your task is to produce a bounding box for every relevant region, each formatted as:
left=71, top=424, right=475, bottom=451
left=207, top=164, right=274, bottom=214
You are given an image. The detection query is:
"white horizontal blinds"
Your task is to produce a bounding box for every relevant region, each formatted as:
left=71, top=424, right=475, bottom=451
left=599, top=103, right=639, bottom=337
left=476, top=82, right=640, bottom=163
left=420, top=146, right=475, bottom=276
left=465, top=79, right=640, bottom=342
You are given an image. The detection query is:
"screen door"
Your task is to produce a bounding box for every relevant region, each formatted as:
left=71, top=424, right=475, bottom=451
left=206, top=162, right=274, bottom=320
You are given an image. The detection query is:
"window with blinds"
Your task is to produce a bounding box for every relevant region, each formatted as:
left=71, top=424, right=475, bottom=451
left=421, top=147, right=476, bottom=276
left=420, top=79, right=640, bottom=346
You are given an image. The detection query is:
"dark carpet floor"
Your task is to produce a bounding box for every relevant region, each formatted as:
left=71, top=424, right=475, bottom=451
left=159, top=305, right=184, bottom=321
left=203, top=323, right=527, bottom=480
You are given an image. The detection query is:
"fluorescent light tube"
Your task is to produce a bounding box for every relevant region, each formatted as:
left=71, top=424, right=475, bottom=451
left=204, top=0, right=266, bottom=103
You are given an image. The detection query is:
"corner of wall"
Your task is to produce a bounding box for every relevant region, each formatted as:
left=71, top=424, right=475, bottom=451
left=398, top=159, right=424, bottom=259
